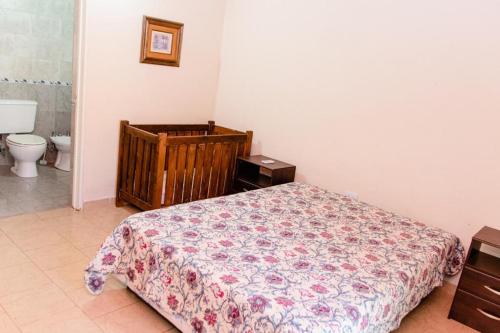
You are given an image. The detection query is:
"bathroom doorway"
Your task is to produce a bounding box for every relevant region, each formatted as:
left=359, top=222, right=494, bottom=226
left=0, top=0, right=76, bottom=218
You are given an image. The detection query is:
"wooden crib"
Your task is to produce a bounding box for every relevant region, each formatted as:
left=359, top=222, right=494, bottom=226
left=115, top=120, right=252, bottom=210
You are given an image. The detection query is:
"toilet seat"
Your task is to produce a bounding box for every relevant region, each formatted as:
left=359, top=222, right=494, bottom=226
left=7, top=134, right=46, bottom=147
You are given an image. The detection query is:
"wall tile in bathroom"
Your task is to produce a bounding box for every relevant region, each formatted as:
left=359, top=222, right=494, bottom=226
left=27, top=84, right=56, bottom=112
left=0, top=9, right=31, bottom=35
left=32, top=16, right=62, bottom=39
left=61, top=19, right=74, bottom=41
left=31, top=59, right=60, bottom=81
left=55, top=111, right=71, bottom=134
left=59, top=61, right=73, bottom=83
left=0, top=0, right=39, bottom=12
left=55, top=85, right=72, bottom=113
left=0, top=82, right=70, bottom=141
left=35, top=39, right=63, bottom=62
left=12, top=57, right=33, bottom=79
left=0, top=82, right=29, bottom=99
left=0, top=0, right=73, bottom=83
left=34, top=109, right=55, bottom=140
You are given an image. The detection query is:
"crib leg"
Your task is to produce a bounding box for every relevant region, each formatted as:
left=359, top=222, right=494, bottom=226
left=115, top=195, right=126, bottom=207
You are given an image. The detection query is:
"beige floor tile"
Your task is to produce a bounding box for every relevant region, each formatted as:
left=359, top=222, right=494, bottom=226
left=68, top=281, right=138, bottom=319
left=0, top=214, right=45, bottom=234
left=0, top=263, right=51, bottom=298
left=56, top=223, right=110, bottom=250
left=24, top=242, right=87, bottom=271
left=0, top=243, right=31, bottom=269
left=0, top=284, right=75, bottom=327
left=43, top=214, right=91, bottom=230
left=0, top=230, right=14, bottom=247
left=79, top=244, right=103, bottom=260
left=8, top=227, right=67, bottom=251
left=20, top=306, right=103, bottom=333
left=94, top=302, right=173, bottom=333
left=0, top=307, right=20, bottom=333
left=36, top=207, right=79, bottom=221
left=45, top=260, right=90, bottom=292
left=85, top=214, right=127, bottom=234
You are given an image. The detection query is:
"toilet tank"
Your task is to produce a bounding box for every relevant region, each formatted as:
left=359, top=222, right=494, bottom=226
left=0, top=99, right=38, bottom=134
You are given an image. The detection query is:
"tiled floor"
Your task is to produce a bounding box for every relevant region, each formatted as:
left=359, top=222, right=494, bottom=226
left=0, top=164, right=71, bottom=218
left=0, top=201, right=477, bottom=333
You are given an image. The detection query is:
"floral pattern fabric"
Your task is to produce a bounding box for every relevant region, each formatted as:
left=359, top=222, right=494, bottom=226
left=85, top=183, right=464, bottom=333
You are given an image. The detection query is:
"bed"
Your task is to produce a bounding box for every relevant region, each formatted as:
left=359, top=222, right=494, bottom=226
left=85, top=182, right=465, bottom=333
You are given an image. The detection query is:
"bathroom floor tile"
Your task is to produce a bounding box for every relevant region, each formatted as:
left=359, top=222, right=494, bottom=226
left=0, top=165, right=71, bottom=219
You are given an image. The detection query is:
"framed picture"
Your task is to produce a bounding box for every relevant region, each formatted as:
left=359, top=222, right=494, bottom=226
left=140, top=16, right=183, bottom=67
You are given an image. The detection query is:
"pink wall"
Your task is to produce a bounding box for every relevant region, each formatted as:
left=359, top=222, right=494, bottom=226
left=214, top=0, right=500, bottom=259
left=81, top=0, right=226, bottom=200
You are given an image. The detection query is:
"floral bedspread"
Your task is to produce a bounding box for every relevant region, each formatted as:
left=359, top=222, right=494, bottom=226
left=85, top=183, right=464, bottom=333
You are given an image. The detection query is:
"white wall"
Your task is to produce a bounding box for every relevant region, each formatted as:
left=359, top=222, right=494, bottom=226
left=81, top=0, right=226, bottom=200
left=214, top=0, right=500, bottom=252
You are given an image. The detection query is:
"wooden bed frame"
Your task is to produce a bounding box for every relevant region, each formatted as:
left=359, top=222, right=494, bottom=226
left=115, top=120, right=252, bottom=211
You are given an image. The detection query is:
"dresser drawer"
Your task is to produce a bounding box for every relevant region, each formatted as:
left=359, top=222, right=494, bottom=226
left=450, top=290, right=500, bottom=333
left=460, top=267, right=500, bottom=305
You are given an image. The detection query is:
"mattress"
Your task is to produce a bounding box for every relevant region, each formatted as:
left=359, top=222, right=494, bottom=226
left=85, top=182, right=465, bottom=333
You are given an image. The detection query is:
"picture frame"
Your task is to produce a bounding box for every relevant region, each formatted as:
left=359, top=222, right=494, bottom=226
left=140, top=16, right=183, bottom=67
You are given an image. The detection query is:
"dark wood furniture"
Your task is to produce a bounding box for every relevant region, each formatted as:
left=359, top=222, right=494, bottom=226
left=116, top=120, right=252, bottom=210
left=233, top=155, right=296, bottom=192
left=449, top=226, right=500, bottom=332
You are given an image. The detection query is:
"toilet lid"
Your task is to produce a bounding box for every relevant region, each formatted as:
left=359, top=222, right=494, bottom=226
left=7, top=134, right=46, bottom=146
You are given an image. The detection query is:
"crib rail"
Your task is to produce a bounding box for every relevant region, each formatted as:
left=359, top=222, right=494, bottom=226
left=116, top=120, right=252, bottom=210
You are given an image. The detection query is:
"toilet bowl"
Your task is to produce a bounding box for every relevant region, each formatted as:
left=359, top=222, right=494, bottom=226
left=6, top=134, right=47, bottom=177
left=50, top=135, right=71, bottom=171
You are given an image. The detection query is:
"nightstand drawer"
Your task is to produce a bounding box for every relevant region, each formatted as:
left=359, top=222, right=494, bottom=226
left=450, top=290, right=500, bottom=333
left=461, top=267, right=500, bottom=305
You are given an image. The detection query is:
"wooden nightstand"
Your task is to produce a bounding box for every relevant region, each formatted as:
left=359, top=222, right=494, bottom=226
left=233, top=155, right=296, bottom=192
left=449, top=226, right=500, bottom=333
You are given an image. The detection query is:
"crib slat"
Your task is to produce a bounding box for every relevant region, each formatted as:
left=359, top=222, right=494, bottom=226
left=127, top=136, right=137, bottom=194
left=140, top=141, right=151, bottom=200
left=217, top=143, right=232, bottom=196
left=208, top=143, right=223, bottom=198
left=199, top=143, right=214, bottom=200
left=183, top=144, right=197, bottom=203
left=120, top=132, right=130, bottom=192
left=165, top=145, right=178, bottom=206
left=174, top=144, right=187, bottom=204
left=147, top=143, right=157, bottom=203
left=133, top=139, right=144, bottom=196
left=191, top=144, right=205, bottom=201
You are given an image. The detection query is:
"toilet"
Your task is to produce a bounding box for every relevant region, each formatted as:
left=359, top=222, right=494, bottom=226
left=0, top=100, right=47, bottom=177
left=50, top=135, right=71, bottom=171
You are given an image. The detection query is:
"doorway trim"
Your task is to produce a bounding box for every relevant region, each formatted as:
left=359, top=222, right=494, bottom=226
left=71, top=0, right=86, bottom=210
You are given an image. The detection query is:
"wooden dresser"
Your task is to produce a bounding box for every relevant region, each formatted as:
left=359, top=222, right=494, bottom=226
left=449, top=226, right=500, bottom=332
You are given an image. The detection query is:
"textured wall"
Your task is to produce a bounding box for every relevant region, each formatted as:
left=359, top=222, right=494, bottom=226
left=0, top=0, right=74, bottom=83
left=0, top=81, right=72, bottom=139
